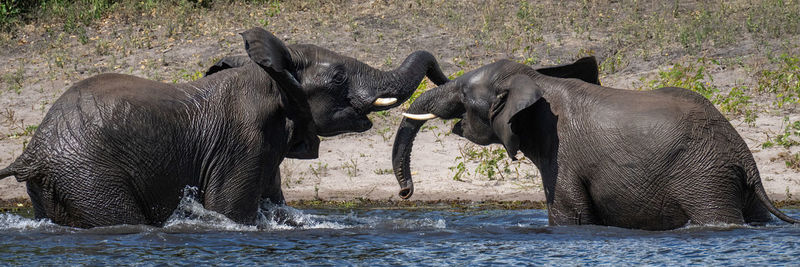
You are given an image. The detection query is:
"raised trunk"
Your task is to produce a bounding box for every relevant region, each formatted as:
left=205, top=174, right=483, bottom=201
left=391, top=83, right=463, bottom=199
left=373, top=51, right=449, bottom=111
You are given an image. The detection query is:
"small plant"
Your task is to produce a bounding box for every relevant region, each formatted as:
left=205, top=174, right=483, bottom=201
left=0, top=0, right=21, bottom=31
left=405, top=78, right=429, bottom=107
left=309, top=162, right=328, bottom=179
left=7, top=124, right=37, bottom=138
left=342, top=158, right=359, bottom=177
left=377, top=127, right=393, bottom=142
left=450, top=144, right=519, bottom=181
left=472, top=146, right=512, bottom=180
left=308, top=161, right=327, bottom=200
left=383, top=56, right=392, bottom=67
left=258, top=0, right=281, bottom=26
left=640, top=59, right=718, bottom=101
left=448, top=69, right=465, bottom=80
left=785, top=152, right=800, bottom=172
left=280, top=160, right=303, bottom=188
left=448, top=161, right=467, bottom=181
left=368, top=110, right=390, bottom=122
left=757, top=53, right=800, bottom=108
left=762, top=117, right=800, bottom=149
left=172, top=69, right=204, bottom=83
left=405, top=69, right=462, bottom=108
left=715, top=86, right=757, bottom=122
left=373, top=168, right=392, bottom=175
left=3, top=66, right=23, bottom=94
left=600, top=50, right=625, bottom=74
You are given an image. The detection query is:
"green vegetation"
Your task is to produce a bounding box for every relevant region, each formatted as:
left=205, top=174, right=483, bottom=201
left=785, top=152, right=800, bottom=171
left=450, top=144, right=524, bottom=181
left=639, top=58, right=758, bottom=124
left=342, top=158, right=359, bottom=177
left=640, top=59, right=718, bottom=100
left=758, top=53, right=800, bottom=108
left=373, top=168, right=392, bottom=175
left=406, top=70, right=464, bottom=108
left=762, top=117, right=800, bottom=149
left=376, top=126, right=393, bottom=142
left=761, top=117, right=800, bottom=170
left=173, top=69, right=204, bottom=83
left=2, top=66, right=23, bottom=94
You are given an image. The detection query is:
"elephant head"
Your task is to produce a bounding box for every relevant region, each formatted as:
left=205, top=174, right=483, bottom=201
left=239, top=27, right=319, bottom=159
left=392, top=57, right=600, bottom=199
left=206, top=37, right=449, bottom=137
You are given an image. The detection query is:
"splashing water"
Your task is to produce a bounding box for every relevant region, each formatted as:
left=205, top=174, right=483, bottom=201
left=0, top=208, right=798, bottom=265
left=0, top=213, right=58, bottom=231
left=161, top=186, right=352, bottom=231
left=1, top=192, right=798, bottom=265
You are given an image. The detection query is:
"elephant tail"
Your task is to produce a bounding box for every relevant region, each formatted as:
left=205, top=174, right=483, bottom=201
left=753, top=182, right=800, bottom=224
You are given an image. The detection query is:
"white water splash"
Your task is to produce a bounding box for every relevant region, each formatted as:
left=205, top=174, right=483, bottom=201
left=162, top=187, right=353, bottom=231
left=163, top=187, right=258, bottom=232
left=257, top=200, right=349, bottom=230
left=0, top=213, right=58, bottom=231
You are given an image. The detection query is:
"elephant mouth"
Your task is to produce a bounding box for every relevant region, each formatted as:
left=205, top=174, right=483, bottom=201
left=317, top=119, right=372, bottom=137
left=451, top=119, right=464, bottom=137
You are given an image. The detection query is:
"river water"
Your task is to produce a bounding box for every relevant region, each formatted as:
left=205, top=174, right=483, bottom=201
left=1, top=199, right=798, bottom=265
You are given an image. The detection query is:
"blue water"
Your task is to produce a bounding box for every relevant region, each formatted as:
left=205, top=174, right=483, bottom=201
left=1, top=200, right=799, bottom=265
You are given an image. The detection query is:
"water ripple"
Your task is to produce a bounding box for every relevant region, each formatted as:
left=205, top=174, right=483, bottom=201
left=1, top=208, right=799, bottom=265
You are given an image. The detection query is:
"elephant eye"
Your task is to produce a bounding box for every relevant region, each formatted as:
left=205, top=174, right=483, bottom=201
left=327, top=65, right=347, bottom=86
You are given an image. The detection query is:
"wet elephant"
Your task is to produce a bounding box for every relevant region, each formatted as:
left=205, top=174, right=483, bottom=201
left=393, top=57, right=799, bottom=230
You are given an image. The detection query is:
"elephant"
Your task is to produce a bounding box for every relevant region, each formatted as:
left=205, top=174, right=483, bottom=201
left=203, top=43, right=449, bottom=136
left=392, top=57, right=799, bottom=230
left=0, top=27, right=448, bottom=228
left=201, top=38, right=449, bottom=206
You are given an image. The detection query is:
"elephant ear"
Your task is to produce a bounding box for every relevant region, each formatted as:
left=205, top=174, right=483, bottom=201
left=535, top=56, right=600, bottom=85
left=204, top=55, right=251, bottom=77
left=241, top=27, right=319, bottom=159
left=489, top=75, right=544, bottom=160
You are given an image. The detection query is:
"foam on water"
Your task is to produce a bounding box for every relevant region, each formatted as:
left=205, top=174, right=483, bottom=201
left=1, top=207, right=799, bottom=265
left=160, top=187, right=355, bottom=232
left=0, top=213, right=57, bottom=231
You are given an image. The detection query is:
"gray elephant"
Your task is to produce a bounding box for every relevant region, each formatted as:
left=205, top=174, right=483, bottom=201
left=393, top=58, right=799, bottom=230
left=204, top=44, right=449, bottom=136
left=0, top=27, right=447, bottom=228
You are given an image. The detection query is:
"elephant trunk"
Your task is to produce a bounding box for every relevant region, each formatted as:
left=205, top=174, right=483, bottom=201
left=373, top=51, right=449, bottom=111
left=392, top=118, right=425, bottom=199
left=392, top=83, right=464, bottom=199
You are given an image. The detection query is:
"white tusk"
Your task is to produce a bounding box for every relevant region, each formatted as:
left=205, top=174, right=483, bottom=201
left=373, top=98, right=398, bottom=106
left=402, top=113, right=438, bottom=120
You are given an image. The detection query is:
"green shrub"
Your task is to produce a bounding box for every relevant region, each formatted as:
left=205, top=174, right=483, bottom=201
left=758, top=53, right=800, bottom=108
left=641, top=59, right=718, bottom=101
left=0, top=0, right=21, bottom=30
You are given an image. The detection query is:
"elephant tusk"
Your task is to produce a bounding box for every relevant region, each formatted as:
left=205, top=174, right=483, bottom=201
left=402, top=113, right=437, bottom=120
left=373, top=98, right=398, bottom=106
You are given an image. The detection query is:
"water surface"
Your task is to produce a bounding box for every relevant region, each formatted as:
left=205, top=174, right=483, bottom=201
left=1, top=200, right=798, bottom=265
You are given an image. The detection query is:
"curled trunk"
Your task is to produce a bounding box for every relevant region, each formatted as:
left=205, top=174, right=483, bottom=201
left=373, top=51, right=449, bottom=111
left=392, top=118, right=426, bottom=199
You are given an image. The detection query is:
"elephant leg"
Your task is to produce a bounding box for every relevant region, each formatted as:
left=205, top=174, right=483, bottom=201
left=27, top=175, right=149, bottom=227
left=680, top=176, right=746, bottom=225
left=548, top=175, right=598, bottom=226
left=262, top=169, right=285, bottom=205
left=203, top=162, right=267, bottom=225
left=741, top=186, right=772, bottom=225
left=25, top=180, right=47, bottom=220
